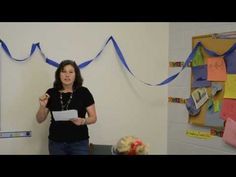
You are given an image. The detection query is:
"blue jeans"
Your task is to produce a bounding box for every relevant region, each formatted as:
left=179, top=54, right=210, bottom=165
left=49, top=139, right=89, bottom=155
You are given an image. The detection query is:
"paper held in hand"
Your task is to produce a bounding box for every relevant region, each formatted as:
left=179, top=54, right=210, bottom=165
left=52, top=110, right=78, bottom=121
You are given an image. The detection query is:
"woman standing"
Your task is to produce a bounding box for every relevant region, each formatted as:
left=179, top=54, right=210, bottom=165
left=36, top=60, right=97, bottom=155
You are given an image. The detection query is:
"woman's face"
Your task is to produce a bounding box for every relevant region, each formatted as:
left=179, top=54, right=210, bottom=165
left=60, top=64, right=75, bottom=88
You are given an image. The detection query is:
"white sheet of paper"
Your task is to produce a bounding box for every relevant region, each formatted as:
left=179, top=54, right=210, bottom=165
left=52, top=110, right=78, bottom=121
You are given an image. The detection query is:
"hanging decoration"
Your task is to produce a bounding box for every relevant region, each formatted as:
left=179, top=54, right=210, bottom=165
left=1, top=36, right=236, bottom=86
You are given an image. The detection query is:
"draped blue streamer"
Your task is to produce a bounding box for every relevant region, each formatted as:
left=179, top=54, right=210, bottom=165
left=1, top=37, right=236, bottom=86
left=45, top=58, right=59, bottom=68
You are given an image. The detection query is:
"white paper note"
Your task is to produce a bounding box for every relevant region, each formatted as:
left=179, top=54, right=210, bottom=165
left=52, top=110, right=78, bottom=121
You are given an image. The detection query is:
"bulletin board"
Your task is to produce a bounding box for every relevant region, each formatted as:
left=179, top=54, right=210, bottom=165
left=188, top=34, right=236, bottom=128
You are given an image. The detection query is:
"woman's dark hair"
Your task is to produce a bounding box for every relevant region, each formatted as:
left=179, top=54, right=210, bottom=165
left=53, top=60, right=83, bottom=90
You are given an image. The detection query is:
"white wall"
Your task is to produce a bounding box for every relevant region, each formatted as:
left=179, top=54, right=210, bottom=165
left=168, top=22, right=236, bottom=154
left=0, top=22, right=169, bottom=154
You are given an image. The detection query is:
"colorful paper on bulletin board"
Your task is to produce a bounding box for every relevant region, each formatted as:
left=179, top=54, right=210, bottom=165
left=191, top=88, right=209, bottom=109
left=192, top=46, right=204, bottom=67
left=192, top=65, right=208, bottom=80
left=222, top=118, right=236, bottom=148
left=220, top=98, right=236, bottom=121
left=213, top=100, right=220, bottom=112
left=207, top=57, right=227, bottom=81
left=186, top=96, right=200, bottom=116
left=211, top=82, right=223, bottom=96
left=192, top=80, right=211, bottom=88
left=205, top=101, right=224, bottom=127
left=224, top=50, right=236, bottom=74
left=186, top=130, right=213, bottom=139
left=192, top=65, right=211, bottom=88
left=188, top=88, right=211, bottom=126
left=224, top=74, right=236, bottom=99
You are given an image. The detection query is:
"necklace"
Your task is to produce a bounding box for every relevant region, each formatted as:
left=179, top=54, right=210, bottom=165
left=60, top=92, right=73, bottom=111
